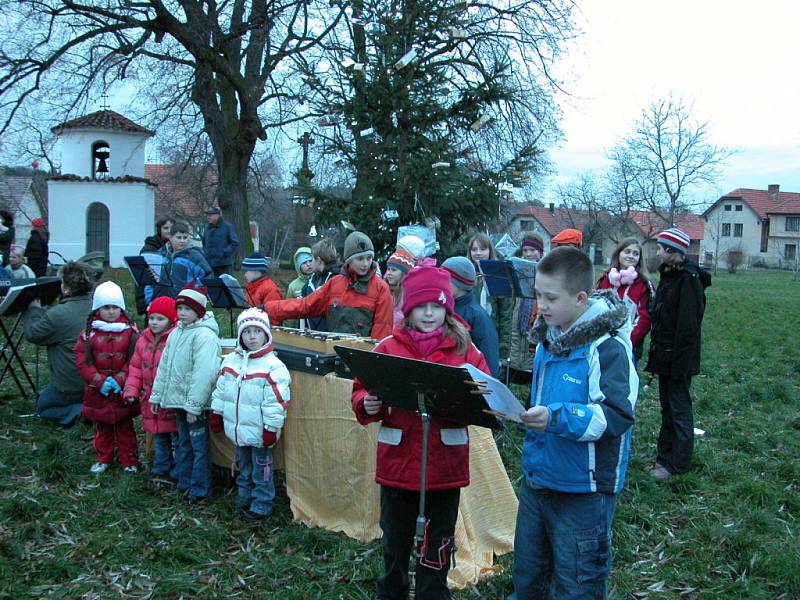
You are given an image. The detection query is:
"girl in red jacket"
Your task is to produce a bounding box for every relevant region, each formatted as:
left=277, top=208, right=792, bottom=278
left=596, top=238, right=654, bottom=365
left=123, top=296, right=178, bottom=481
left=75, top=282, right=139, bottom=474
left=352, top=264, right=490, bottom=600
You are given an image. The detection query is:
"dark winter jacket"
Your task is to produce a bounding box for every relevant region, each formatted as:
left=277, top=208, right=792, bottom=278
left=24, top=228, right=49, bottom=277
left=266, top=265, right=393, bottom=340
left=75, top=315, right=139, bottom=424
left=351, top=326, right=490, bottom=491
left=523, top=290, right=638, bottom=494
left=24, top=294, right=93, bottom=393
left=645, top=261, right=710, bottom=381
left=134, top=235, right=169, bottom=314
left=123, top=325, right=177, bottom=434
left=0, top=224, right=14, bottom=267
left=202, top=219, right=240, bottom=268
left=472, top=275, right=511, bottom=360
left=301, top=264, right=339, bottom=331
left=454, top=292, right=500, bottom=378
left=144, top=243, right=213, bottom=303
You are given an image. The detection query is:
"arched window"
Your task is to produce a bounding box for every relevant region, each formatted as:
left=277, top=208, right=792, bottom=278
left=92, top=141, right=110, bottom=179
left=86, top=202, right=110, bottom=260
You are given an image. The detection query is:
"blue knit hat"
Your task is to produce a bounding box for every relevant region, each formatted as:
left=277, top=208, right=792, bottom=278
left=241, top=252, right=271, bottom=273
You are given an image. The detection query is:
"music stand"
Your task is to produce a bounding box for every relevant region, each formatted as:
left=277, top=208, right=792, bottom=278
left=125, top=254, right=173, bottom=299
left=334, top=345, right=500, bottom=597
left=0, top=277, right=62, bottom=397
left=201, top=274, right=251, bottom=332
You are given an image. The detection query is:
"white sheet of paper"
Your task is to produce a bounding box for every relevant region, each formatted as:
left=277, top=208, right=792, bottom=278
left=462, top=363, right=526, bottom=423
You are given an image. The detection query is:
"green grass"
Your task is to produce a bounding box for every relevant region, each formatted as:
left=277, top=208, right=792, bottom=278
left=0, top=269, right=798, bottom=598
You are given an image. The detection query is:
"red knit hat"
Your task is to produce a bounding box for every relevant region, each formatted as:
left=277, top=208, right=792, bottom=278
left=31, top=218, right=46, bottom=228
left=551, top=228, right=583, bottom=247
left=175, top=284, right=209, bottom=318
left=386, top=247, right=416, bottom=273
left=401, top=265, right=454, bottom=317
left=147, top=296, right=178, bottom=323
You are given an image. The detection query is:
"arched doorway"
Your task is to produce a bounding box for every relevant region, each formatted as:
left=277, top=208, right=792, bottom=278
left=86, top=202, right=110, bottom=261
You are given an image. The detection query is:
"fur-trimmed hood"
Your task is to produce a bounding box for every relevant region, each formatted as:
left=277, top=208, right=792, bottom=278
left=533, top=289, right=634, bottom=357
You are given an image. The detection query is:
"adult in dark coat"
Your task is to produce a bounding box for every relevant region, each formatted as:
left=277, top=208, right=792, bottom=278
left=24, top=261, right=95, bottom=426
left=134, top=216, right=174, bottom=315
left=645, top=228, right=711, bottom=479
left=0, top=210, right=15, bottom=267
left=24, top=218, right=49, bottom=276
left=202, top=207, right=239, bottom=275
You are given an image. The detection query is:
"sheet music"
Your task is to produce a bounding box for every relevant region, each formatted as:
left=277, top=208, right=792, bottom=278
left=140, top=252, right=169, bottom=282
left=509, top=257, right=537, bottom=299
left=461, top=363, right=526, bottom=423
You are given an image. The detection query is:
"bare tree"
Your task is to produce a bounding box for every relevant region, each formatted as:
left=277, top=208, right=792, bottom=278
left=611, top=95, right=735, bottom=224
left=0, top=0, right=345, bottom=253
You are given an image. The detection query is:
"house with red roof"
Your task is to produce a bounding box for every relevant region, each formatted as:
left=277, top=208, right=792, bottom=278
left=0, top=174, right=47, bottom=251
left=702, top=185, right=800, bottom=268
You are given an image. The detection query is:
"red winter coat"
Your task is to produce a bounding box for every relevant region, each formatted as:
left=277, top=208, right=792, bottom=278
left=266, top=267, right=393, bottom=340
left=123, top=326, right=177, bottom=434
left=597, top=273, right=652, bottom=349
left=75, top=316, right=139, bottom=425
left=245, top=276, right=283, bottom=326
left=351, top=326, right=491, bottom=491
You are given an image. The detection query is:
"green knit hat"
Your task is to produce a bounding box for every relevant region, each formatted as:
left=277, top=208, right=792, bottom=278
left=343, top=231, right=374, bottom=263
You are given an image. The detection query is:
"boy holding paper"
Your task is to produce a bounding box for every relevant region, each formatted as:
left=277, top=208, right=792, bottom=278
left=510, top=247, right=638, bottom=600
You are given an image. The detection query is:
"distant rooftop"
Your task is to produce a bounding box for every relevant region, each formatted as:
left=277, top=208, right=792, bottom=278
left=51, top=110, right=154, bottom=137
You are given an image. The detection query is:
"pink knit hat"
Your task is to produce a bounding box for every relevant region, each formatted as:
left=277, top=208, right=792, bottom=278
left=401, top=265, right=454, bottom=317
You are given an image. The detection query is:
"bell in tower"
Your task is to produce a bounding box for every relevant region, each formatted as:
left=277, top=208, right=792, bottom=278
left=92, top=141, right=110, bottom=179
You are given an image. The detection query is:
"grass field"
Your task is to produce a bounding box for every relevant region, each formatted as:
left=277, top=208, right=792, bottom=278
left=0, top=269, right=798, bottom=598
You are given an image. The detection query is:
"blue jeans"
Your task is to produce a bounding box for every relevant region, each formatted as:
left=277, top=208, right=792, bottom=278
left=36, top=384, right=83, bottom=426
left=152, top=432, right=177, bottom=477
left=509, top=480, right=617, bottom=600
left=175, top=410, right=211, bottom=499
left=235, top=446, right=275, bottom=516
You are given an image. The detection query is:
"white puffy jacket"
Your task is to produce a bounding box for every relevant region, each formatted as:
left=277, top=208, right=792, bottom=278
left=210, top=344, right=291, bottom=447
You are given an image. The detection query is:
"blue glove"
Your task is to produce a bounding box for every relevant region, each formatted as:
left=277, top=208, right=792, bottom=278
left=109, top=378, right=122, bottom=394
left=99, top=378, right=113, bottom=396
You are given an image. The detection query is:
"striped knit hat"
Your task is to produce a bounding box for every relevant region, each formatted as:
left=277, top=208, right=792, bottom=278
left=386, top=247, right=415, bottom=273
left=442, top=256, right=476, bottom=291
left=237, top=307, right=272, bottom=350
left=176, top=284, right=208, bottom=318
left=656, top=228, right=690, bottom=254
left=241, top=252, right=270, bottom=273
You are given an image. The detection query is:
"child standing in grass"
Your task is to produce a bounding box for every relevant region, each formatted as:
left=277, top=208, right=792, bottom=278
left=510, top=247, right=637, bottom=599
left=351, top=264, right=490, bottom=599
left=149, top=285, right=221, bottom=503
left=210, top=308, right=291, bottom=522
left=123, top=296, right=178, bottom=481
left=75, top=282, right=140, bottom=474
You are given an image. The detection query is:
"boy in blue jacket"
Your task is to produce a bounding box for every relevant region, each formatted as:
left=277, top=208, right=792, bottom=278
left=510, top=246, right=637, bottom=600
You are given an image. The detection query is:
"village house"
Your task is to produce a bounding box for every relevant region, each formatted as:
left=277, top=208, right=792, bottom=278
left=0, top=174, right=47, bottom=253
left=703, top=185, right=800, bottom=269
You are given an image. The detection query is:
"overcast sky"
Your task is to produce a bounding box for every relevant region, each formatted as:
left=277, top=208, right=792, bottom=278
left=545, top=0, right=800, bottom=206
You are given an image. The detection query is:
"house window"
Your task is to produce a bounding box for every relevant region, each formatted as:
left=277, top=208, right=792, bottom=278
left=724, top=205, right=732, bottom=211
left=722, top=223, right=731, bottom=236
left=785, top=244, right=797, bottom=261
left=733, top=224, right=743, bottom=237
left=735, top=205, right=743, bottom=211
left=519, top=219, right=535, bottom=230
left=787, top=217, right=800, bottom=232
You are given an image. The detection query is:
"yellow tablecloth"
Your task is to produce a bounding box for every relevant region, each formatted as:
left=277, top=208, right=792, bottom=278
left=210, top=369, right=518, bottom=588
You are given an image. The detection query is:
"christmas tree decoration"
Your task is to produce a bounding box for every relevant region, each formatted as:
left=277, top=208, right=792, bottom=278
left=393, top=48, right=418, bottom=71
left=309, top=225, right=318, bottom=237
left=432, top=161, right=451, bottom=169
left=341, top=220, right=356, bottom=230
left=450, top=27, right=468, bottom=39
left=318, top=115, right=341, bottom=127
left=470, top=113, right=492, bottom=132
left=381, top=207, right=400, bottom=221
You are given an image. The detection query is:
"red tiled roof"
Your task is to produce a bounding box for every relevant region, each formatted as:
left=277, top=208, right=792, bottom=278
left=46, top=173, right=153, bottom=184
left=628, top=210, right=705, bottom=241
left=145, top=164, right=217, bottom=220
left=513, top=205, right=595, bottom=235
left=51, top=110, right=154, bottom=136
left=712, top=187, right=800, bottom=219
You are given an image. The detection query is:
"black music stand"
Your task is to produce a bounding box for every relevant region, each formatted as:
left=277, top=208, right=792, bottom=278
left=125, top=254, right=173, bottom=298
left=0, top=277, right=62, bottom=397
left=334, top=345, right=500, bottom=597
left=201, top=274, right=251, bottom=333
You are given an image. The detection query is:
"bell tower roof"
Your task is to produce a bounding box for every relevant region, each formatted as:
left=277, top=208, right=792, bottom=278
left=51, top=110, right=154, bottom=137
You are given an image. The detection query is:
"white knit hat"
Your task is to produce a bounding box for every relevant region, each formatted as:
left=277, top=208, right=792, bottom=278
left=397, top=235, right=426, bottom=261
left=92, top=281, right=126, bottom=311
left=237, top=308, right=272, bottom=349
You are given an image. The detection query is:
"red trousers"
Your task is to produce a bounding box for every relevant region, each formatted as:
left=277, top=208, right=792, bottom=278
left=94, top=420, right=139, bottom=467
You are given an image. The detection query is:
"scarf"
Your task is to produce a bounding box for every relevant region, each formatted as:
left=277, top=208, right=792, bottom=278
left=406, top=327, right=444, bottom=358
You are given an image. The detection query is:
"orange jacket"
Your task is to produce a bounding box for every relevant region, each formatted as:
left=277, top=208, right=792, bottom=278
left=265, top=271, right=393, bottom=339
left=246, top=276, right=283, bottom=326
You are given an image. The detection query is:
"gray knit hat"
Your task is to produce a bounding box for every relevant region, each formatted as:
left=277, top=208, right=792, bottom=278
left=442, top=256, right=476, bottom=291
left=343, top=231, right=374, bottom=263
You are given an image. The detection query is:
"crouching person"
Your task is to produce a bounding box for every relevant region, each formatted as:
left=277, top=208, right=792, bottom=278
left=211, top=308, right=291, bottom=522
